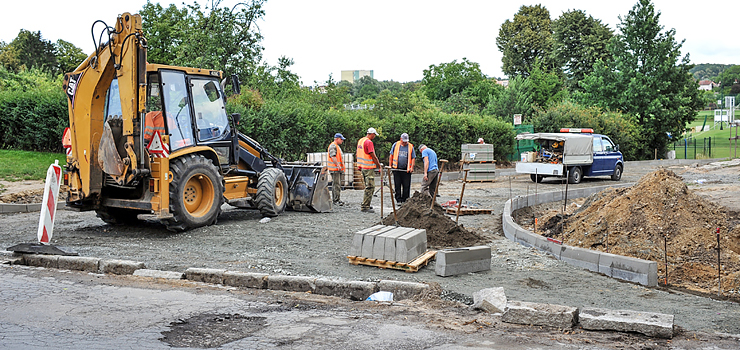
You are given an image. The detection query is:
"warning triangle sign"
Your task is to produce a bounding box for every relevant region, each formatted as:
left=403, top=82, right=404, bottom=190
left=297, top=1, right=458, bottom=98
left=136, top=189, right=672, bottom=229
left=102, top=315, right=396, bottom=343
left=147, top=131, right=170, bottom=157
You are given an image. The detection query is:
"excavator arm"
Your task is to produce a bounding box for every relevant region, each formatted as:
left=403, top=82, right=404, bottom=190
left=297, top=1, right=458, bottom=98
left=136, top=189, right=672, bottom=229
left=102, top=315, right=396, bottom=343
left=63, top=13, right=147, bottom=207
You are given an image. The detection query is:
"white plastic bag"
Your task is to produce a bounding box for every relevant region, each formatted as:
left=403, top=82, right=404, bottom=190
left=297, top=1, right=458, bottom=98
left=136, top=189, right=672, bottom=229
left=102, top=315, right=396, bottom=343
left=366, top=291, right=393, bottom=301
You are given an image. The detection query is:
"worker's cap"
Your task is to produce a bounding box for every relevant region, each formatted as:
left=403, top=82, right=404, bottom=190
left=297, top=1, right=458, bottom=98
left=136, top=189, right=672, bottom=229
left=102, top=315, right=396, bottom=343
left=400, top=133, right=409, bottom=142
left=334, top=133, right=345, bottom=140
left=477, top=138, right=484, bottom=143
left=367, top=127, right=380, bottom=135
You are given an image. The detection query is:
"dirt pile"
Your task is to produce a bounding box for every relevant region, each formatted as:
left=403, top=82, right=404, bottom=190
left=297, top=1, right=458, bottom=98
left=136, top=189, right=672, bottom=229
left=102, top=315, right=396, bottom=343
left=381, top=191, right=485, bottom=249
left=534, top=169, right=740, bottom=295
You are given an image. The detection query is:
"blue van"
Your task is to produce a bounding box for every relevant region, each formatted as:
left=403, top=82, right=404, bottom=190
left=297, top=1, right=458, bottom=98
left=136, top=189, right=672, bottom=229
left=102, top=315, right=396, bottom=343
left=515, top=129, right=624, bottom=184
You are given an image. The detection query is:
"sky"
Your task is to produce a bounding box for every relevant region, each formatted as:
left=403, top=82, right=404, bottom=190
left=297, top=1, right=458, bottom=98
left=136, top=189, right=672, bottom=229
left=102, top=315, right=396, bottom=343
left=2, top=0, right=738, bottom=84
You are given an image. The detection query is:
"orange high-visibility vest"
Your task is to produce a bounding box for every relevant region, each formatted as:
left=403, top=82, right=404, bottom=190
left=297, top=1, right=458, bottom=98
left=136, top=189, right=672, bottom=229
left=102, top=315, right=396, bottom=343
left=327, top=141, right=345, bottom=172
left=356, top=137, right=375, bottom=169
left=144, top=111, right=166, bottom=142
left=391, top=142, right=414, bottom=170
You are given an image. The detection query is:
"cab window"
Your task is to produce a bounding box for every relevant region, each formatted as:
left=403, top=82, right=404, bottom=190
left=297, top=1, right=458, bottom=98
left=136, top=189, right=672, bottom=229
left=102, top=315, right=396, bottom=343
left=160, top=71, right=194, bottom=151
left=601, top=138, right=615, bottom=152
left=191, top=78, right=228, bottom=141
left=592, top=137, right=603, bottom=152
left=104, top=78, right=122, bottom=120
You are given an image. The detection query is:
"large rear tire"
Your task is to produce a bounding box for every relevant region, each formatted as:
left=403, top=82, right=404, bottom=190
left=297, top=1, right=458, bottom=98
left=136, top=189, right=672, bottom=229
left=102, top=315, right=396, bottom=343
left=96, top=207, right=143, bottom=225
left=568, top=166, right=582, bottom=184
left=256, top=168, right=288, bottom=217
left=165, top=154, right=224, bottom=231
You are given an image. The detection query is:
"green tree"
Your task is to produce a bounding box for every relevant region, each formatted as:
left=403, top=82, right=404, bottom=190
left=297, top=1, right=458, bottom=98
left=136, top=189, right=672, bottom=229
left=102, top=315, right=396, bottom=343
left=527, top=62, right=567, bottom=109
left=482, top=75, right=534, bottom=119
left=552, top=10, right=612, bottom=90
left=577, top=0, right=702, bottom=159
left=0, top=30, right=57, bottom=73
left=421, top=58, right=486, bottom=101
left=714, top=65, right=740, bottom=92
left=140, top=2, right=188, bottom=64
left=496, top=5, right=554, bottom=77
left=54, top=40, right=87, bottom=74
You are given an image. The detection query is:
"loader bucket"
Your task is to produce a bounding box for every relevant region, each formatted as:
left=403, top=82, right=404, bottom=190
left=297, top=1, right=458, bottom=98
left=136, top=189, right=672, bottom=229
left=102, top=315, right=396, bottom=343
left=283, top=164, right=332, bottom=213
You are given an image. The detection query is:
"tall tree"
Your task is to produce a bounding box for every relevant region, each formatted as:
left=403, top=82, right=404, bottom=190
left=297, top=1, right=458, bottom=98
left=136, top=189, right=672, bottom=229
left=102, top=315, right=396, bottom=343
left=552, top=10, right=612, bottom=90
left=483, top=75, right=534, bottom=119
left=577, top=0, right=702, bottom=159
left=0, top=30, right=57, bottom=73
left=496, top=5, right=554, bottom=77
left=54, top=39, right=87, bottom=74
left=421, top=58, right=486, bottom=101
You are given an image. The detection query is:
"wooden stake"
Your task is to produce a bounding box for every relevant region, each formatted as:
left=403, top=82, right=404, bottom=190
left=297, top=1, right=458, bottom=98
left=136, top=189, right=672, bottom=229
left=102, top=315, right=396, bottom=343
left=431, top=159, right=448, bottom=209
left=717, top=227, right=722, bottom=296
left=455, top=169, right=470, bottom=224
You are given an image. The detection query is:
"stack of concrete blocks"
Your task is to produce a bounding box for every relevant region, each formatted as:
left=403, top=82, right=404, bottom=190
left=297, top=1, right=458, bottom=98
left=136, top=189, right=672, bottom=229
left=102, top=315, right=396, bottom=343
left=306, top=152, right=354, bottom=187
left=351, top=225, right=427, bottom=263
left=435, top=246, right=491, bottom=277
left=461, top=144, right=496, bottom=182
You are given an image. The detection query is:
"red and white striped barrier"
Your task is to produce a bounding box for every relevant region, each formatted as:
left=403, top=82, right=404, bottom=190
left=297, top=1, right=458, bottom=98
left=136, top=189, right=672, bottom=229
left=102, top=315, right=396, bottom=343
left=37, top=160, right=63, bottom=244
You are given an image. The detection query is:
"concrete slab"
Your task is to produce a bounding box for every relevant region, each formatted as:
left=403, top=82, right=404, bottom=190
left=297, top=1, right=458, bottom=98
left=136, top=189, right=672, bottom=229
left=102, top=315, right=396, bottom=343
left=351, top=225, right=387, bottom=256
left=133, top=269, right=185, bottom=280
left=502, top=301, right=577, bottom=329
left=57, top=256, right=100, bottom=272
left=579, top=307, right=674, bottom=338
left=360, top=226, right=397, bottom=258
left=383, top=228, right=418, bottom=262
left=184, top=267, right=226, bottom=284
left=371, top=227, right=410, bottom=260
left=223, top=271, right=268, bottom=289
left=99, top=259, right=146, bottom=275
left=395, top=229, right=427, bottom=263
left=471, top=287, right=506, bottom=313
left=435, top=246, right=491, bottom=277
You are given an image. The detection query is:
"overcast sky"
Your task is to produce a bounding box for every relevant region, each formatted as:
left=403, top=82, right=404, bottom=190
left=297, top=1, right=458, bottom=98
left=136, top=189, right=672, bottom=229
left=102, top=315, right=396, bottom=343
left=2, top=0, right=738, bottom=84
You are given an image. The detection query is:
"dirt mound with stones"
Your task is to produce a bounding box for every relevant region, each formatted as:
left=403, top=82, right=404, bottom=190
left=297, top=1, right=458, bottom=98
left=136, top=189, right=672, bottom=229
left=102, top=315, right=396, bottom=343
left=381, top=191, right=486, bottom=249
left=532, top=169, right=740, bottom=296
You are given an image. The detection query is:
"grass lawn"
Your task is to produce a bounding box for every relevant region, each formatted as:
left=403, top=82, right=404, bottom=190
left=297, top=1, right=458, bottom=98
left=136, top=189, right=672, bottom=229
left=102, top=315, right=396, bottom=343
left=0, top=149, right=66, bottom=181
left=674, top=110, right=740, bottom=159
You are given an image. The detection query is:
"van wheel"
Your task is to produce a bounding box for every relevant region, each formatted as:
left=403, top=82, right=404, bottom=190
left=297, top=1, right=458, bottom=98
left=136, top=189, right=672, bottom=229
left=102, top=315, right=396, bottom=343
left=256, top=168, right=288, bottom=217
left=568, top=166, right=582, bottom=184
left=164, top=154, right=224, bottom=231
left=530, top=174, right=544, bottom=183
left=611, top=164, right=623, bottom=181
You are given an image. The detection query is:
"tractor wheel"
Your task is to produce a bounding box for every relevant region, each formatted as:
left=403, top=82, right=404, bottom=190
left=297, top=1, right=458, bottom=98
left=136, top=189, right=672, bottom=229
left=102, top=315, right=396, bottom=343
left=256, top=168, right=288, bottom=217
left=96, top=207, right=143, bottom=225
left=165, top=154, right=224, bottom=231
left=530, top=174, right=544, bottom=183
left=568, top=166, right=582, bottom=184
left=611, top=164, right=623, bottom=181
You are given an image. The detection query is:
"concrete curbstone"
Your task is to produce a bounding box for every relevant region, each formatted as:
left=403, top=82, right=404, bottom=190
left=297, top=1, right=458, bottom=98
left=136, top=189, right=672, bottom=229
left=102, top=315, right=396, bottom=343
left=133, top=269, right=185, bottom=280
left=395, top=229, right=427, bottom=263
left=23, top=254, right=59, bottom=268
left=223, top=271, right=268, bottom=289
left=472, top=287, right=507, bottom=313
left=57, top=256, right=100, bottom=272
left=559, top=246, right=600, bottom=273
left=184, top=268, right=226, bottom=284
left=100, top=259, right=146, bottom=275
left=267, top=275, right=316, bottom=293
left=1, top=203, right=28, bottom=213
left=372, top=227, right=412, bottom=260
left=361, top=226, right=395, bottom=258
left=377, top=280, right=429, bottom=300
left=579, top=307, right=674, bottom=338
left=502, top=301, right=578, bottom=329
left=599, top=252, right=658, bottom=287
left=435, top=246, right=491, bottom=277
left=26, top=203, right=42, bottom=212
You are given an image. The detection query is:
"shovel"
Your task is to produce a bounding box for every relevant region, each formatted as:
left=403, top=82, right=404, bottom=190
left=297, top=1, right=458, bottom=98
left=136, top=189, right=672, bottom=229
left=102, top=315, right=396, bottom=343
left=431, top=159, right=448, bottom=209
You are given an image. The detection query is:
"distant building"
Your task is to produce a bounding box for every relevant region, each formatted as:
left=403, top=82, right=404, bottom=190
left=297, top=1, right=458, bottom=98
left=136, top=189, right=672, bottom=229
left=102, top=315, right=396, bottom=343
left=698, top=80, right=718, bottom=91
left=341, top=70, right=374, bottom=83
left=496, top=79, right=509, bottom=88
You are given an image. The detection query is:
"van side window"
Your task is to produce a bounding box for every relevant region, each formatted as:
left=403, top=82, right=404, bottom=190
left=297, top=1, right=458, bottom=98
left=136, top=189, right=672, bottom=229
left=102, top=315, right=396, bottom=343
left=592, top=137, right=603, bottom=152
left=602, top=138, right=614, bottom=152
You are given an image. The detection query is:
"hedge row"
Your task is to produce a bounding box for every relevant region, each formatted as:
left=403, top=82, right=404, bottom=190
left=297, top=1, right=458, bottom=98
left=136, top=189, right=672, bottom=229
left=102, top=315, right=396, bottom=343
left=0, top=89, right=68, bottom=152
left=229, top=99, right=515, bottom=164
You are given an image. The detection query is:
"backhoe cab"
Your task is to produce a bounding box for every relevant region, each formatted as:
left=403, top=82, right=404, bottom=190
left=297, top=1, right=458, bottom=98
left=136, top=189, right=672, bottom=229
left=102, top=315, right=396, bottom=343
left=62, top=12, right=330, bottom=231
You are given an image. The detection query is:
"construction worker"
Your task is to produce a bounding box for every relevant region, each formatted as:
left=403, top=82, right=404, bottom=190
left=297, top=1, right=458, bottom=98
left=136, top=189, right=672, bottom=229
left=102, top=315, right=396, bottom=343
left=356, top=127, right=382, bottom=213
left=388, top=133, right=415, bottom=204
left=477, top=137, right=485, bottom=144
left=143, top=111, right=166, bottom=145
left=327, top=133, right=346, bottom=206
left=419, top=144, right=439, bottom=197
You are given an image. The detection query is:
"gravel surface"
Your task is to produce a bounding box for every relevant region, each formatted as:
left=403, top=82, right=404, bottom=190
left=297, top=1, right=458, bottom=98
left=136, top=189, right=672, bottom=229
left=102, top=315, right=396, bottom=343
left=2, top=159, right=740, bottom=336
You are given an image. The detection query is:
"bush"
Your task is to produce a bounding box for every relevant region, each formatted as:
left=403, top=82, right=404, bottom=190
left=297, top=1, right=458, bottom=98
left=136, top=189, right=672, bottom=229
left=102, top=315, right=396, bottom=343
left=531, top=100, right=642, bottom=160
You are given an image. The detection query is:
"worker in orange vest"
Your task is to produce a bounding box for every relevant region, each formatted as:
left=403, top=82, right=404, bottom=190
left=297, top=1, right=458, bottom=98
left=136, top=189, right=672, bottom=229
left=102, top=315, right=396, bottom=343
left=143, top=111, right=166, bottom=145
left=356, top=127, right=382, bottom=213
left=388, top=133, right=415, bottom=204
left=327, top=133, right=346, bottom=206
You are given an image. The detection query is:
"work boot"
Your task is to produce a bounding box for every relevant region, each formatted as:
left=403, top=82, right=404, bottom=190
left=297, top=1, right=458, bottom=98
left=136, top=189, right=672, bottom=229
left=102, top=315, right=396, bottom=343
left=361, top=207, right=375, bottom=213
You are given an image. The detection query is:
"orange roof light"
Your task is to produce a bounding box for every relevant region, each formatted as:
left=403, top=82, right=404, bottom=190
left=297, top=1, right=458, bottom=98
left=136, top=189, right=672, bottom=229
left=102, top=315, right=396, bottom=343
left=560, top=128, right=593, bottom=133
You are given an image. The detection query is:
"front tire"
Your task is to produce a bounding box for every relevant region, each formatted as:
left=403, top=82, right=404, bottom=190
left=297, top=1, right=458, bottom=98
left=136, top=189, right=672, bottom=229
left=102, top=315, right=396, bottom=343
left=530, top=174, right=544, bottom=183
left=568, top=166, right=582, bottom=184
left=611, top=164, right=623, bottom=181
left=256, top=168, right=288, bottom=217
left=165, top=154, right=224, bottom=231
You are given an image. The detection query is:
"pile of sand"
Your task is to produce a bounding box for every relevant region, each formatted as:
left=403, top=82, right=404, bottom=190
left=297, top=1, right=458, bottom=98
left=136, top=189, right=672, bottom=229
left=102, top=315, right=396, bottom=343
left=381, top=191, right=485, bottom=249
left=533, top=169, right=740, bottom=295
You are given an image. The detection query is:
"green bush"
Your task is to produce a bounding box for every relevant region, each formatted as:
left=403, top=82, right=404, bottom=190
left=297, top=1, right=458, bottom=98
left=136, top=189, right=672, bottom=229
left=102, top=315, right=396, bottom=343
left=531, top=100, right=643, bottom=160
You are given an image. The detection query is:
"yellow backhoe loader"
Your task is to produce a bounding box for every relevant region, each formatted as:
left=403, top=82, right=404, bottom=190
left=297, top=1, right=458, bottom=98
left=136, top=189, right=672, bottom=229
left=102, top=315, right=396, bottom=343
left=61, top=12, right=330, bottom=231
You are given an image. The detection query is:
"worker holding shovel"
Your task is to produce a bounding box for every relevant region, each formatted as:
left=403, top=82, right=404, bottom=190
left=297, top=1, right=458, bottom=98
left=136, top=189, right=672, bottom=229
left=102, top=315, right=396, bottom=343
left=419, top=144, right=439, bottom=197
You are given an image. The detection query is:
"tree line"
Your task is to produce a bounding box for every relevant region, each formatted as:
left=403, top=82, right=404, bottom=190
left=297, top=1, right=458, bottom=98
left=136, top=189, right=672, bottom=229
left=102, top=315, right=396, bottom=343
left=0, top=0, right=708, bottom=161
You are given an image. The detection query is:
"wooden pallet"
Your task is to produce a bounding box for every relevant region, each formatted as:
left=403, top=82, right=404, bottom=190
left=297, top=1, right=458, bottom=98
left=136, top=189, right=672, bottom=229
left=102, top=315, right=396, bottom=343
left=445, top=207, right=493, bottom=215
left=347, top=250, right=437, bottom=273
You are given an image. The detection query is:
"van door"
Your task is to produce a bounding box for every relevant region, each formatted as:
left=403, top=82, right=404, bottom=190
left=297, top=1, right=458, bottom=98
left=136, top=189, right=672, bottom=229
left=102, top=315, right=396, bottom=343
left=591, top=136, right=606, bottom=174
left=601, top=137, right=620, bottom=173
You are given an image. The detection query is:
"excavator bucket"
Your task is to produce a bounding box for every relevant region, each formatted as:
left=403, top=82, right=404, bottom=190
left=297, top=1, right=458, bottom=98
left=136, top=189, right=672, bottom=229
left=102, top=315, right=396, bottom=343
left=283, top=164, right=332, bottom=213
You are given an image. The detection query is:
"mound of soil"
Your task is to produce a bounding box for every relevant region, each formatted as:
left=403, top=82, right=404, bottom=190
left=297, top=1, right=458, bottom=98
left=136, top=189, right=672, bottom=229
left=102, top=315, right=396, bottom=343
left=381, top=191, right=486, bottom=249
left=532, top=169, right=740, bottom=295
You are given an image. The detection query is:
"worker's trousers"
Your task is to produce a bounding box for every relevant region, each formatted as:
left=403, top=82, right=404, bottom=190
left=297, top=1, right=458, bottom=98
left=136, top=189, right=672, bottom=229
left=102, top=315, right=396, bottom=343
left=421, top=169, right=439, bottom=197
left=393, top=170, right=412, bottom=203
left=331, top=171, right=342, bottom=203
left=361, top=169, right=375, bottom=209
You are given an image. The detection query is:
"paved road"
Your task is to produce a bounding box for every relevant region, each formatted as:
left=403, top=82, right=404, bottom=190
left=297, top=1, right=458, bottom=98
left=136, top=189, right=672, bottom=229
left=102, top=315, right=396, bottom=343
left=2, top=264, right=740, bottom=349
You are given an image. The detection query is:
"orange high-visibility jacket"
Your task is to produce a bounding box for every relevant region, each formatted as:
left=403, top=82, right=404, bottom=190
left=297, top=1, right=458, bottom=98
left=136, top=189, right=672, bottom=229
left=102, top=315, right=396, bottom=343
left=327, top=141, right=345, bottom=172
left=356, top=137, right=375, bottom=169
left=390, top=142, right=414, bottom=170
left=144, top=111, right=166, bottom=142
